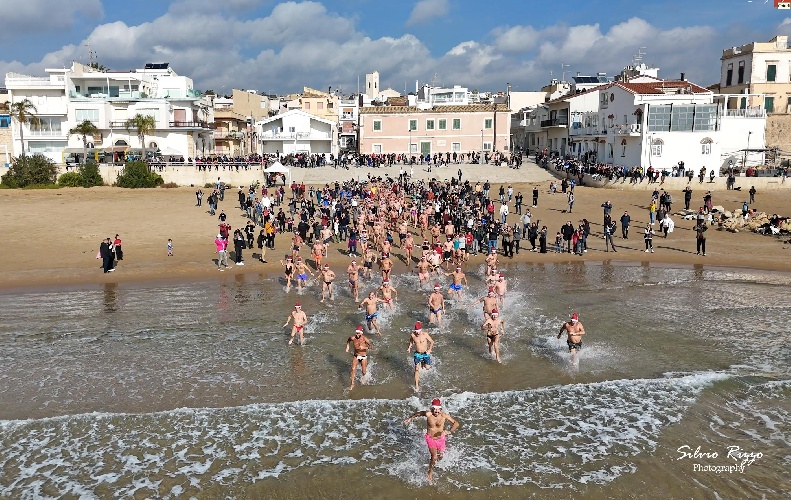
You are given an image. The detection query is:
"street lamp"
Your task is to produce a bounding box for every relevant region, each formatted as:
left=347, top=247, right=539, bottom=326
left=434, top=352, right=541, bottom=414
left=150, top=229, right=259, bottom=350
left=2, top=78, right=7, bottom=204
left=481, top=129, right=484, bottom=154
left=409, top=127, right=412, bottom=155
left=744, top=131, right=752, bottom=169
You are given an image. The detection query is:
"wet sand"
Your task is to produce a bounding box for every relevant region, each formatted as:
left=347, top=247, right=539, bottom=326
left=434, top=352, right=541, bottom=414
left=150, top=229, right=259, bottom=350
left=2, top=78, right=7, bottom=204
left=2, top=166, right=790, bottom=291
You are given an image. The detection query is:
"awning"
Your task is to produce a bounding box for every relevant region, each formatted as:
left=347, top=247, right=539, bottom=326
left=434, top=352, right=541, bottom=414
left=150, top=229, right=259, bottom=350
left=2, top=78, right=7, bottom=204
left=157, top=146, right=183, bottom=156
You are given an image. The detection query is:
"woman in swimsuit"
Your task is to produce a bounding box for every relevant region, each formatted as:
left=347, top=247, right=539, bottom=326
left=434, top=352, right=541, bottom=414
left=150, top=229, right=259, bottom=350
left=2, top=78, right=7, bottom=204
left=281, top=256, right=294, bottom=288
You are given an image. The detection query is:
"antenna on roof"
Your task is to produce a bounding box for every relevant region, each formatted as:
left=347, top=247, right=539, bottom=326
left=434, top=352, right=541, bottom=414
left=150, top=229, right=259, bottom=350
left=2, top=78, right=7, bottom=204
left=85, top=43, right=97, bottom=67
left=632, top=47, right=647, bottom=65
left=431, top=73, right=440, bottom=87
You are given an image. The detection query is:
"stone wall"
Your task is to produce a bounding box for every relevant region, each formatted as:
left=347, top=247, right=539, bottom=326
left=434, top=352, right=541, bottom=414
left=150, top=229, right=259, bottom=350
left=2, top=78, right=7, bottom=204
left=0, top=128, right=12, bottom=167
left=766, top=114, right=791, bottom=163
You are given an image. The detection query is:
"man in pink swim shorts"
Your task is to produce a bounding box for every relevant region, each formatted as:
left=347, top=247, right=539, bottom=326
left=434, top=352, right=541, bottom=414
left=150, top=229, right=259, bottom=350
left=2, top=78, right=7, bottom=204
left=403, top=398, right=460, bottom=481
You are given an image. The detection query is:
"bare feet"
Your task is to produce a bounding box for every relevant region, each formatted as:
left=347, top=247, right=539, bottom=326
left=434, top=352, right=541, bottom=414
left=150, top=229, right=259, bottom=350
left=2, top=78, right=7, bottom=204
left=288, top=337, right=294, bottom=345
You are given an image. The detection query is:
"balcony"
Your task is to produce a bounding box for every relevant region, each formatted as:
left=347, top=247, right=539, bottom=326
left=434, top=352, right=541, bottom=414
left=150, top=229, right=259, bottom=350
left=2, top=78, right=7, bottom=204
left=169, top=121, right=211, bottom=129
left=5, top=74, right=61, bottom=88
left=340, top=113, right=355, bottom=120
left=612, top=123, right=642, bottom=135
left=540, top=117, right=569, bottom=127
left=724, top=108, right=766, bottom=118
left=259, top=131, right=331, bottom=141
left=214, top=131, right=243, bottom=140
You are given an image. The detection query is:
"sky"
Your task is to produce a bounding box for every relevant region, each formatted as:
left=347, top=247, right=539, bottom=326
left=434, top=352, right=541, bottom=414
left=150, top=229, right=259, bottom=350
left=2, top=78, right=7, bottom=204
left=2, top=0, right=790, bottom=97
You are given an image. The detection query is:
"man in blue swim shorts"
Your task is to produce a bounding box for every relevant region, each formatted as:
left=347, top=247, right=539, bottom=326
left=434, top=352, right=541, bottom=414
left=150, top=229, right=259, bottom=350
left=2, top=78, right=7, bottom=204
left=444, top=265, right=468, bottom=300
left=428, top=284, right=445, bottom=327
left=358, top=291, right=384, bottom=335
left=407, top=321, right=435, bottom=390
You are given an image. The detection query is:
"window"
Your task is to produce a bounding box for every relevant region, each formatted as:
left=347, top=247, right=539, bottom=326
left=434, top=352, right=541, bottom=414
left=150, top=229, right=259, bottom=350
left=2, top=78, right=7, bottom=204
left=451, top=142, right=461, bottom=151
left=372, top=144, right=382, bottom=153
left=647, top=105, right=671, bottom=132
left=452, top=118, right=461, bottom=130
left=693, top=105, right=719, bottom=132
left=328, top=102, right=333, bottom=109
left=701, top=139, right=712, bottom=155
left=438, top=119, right=447, bottom=130
left=29, top=117, right=62, bottom=135
left=75, top=109, right=99, bottom=124
left=670, top=105, right=694, bottom=132
left=484, top=118, right=493, bottom=129
left=288, top=126, right=296, bottom=133
left=767, top=64, right=777, bottom=82
left=738, top=61, right=745, bottom=84
left=317, top=102, right=324, bottom=110
left=304, top=102, right=310, bottom=110
left=726, top=63, right=733, bottom=86
left=409, top=143, right=417, bottom=153
left=620, top=139, right=626, bottom=157
left=373, top=120, right=382, bottom=131
left=651, top=139, right=663, bottom=157
left=409, top=119, right=417, bottom=131
left=483, top=142, right=492, bottom=151
left=426, top=119, right=435, bottom=130
left=765, top=96, right=775, bottom=113
left=0, top=115, right=10, bottom=128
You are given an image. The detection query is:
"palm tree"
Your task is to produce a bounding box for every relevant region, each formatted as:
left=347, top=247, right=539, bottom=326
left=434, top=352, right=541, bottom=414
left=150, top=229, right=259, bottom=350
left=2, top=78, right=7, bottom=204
left=10, top=99, right=40, bottom=158
left=125, top=114, right=157, bottom=161
left=68, top=119, right=100, bottom=164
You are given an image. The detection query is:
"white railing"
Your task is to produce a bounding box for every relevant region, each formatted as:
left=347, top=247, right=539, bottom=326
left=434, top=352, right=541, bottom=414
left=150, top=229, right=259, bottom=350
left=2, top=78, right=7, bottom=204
left=259, top=131, right=331, bottom=140
left=26, top=129, right=65, bottom=137
left=724, top=108, right=766, bottom=118
left=5, top=75, right=54, bottom=87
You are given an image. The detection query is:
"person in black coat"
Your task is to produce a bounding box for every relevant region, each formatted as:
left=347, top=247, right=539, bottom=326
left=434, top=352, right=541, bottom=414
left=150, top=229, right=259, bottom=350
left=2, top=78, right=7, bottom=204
left=233, top=229, right=245, bottom=265
left=99, top=238, right=114, bottom=273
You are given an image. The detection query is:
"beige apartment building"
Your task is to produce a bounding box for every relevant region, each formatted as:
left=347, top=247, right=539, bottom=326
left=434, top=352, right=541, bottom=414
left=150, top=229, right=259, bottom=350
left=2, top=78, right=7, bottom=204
left=213, top=110, right=248, bottom=156
left=718, top=35, right=791, bottom=157
left=358, top=104, right=510, bottom=156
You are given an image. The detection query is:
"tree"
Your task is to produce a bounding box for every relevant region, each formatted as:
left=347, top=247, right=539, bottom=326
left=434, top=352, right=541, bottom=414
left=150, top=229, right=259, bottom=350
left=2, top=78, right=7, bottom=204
left=9, top=99, right=40, bottom=158
left=88, top=62, right=108, bottom=72
left=115, top=161, right=163, bottom=188
left=125, top=114, right=157, bottom=162
left=1, top=154, right=58, bottom=188
left=78, top=162, right=104, bottom=187
left=68, top=119, right=100, bottom=165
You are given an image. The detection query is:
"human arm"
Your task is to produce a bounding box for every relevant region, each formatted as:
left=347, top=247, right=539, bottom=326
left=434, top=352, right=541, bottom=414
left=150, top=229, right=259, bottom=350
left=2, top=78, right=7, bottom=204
left=345, top=337, right=352, bottom=353
left=403, top=410, right=427, bottom=424
left=283, top=314, right=292, bottom=327
left=557, top=323, right=566, bottom=339
left=426, top=334, right=435, bottom=353
left=442, top=413, right=460, bottom=435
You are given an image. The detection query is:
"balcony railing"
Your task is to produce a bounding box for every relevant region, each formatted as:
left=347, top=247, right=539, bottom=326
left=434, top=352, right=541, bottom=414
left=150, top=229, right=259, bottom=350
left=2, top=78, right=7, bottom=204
left=214, top=131, right=243, bottom=140
left=5, top=75, right=57, bottom=87
left=169, top=121, right=211, bottom=128
left=26, top=129, right=66, bottom=137
left=258, top=131, right=332, bottom=141
left=724, top=108, right=766, bottom=118
left=540, top=117, right=569, bottom=127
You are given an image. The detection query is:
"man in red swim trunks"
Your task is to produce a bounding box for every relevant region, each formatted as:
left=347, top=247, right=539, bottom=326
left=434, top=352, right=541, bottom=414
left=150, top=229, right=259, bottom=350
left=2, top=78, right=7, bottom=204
left=403, top=398, right=460, bottom=481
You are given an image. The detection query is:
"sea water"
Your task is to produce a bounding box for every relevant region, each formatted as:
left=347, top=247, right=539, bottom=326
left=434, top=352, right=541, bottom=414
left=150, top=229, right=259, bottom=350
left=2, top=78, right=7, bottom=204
left=0, top=262, right=788, bottom=498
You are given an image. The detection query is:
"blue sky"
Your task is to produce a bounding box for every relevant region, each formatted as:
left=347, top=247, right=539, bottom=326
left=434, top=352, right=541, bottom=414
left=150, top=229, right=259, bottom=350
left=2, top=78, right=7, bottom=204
left=2, top=0, right=790, bottom=95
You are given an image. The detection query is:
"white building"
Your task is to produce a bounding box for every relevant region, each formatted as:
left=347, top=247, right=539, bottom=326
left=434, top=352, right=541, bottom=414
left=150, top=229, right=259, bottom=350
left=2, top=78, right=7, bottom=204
left=580, top=80, right=765, bottom=173
left=255, top=109, right=335, bottom=155
left=4, top=62, right=214, bottom=162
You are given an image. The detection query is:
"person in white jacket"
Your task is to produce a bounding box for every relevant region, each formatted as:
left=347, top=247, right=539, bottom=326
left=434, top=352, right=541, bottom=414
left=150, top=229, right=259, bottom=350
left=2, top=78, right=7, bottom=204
left=661, top=213, right=675, bottom=238
left=499, top=203, right=509, bottom=224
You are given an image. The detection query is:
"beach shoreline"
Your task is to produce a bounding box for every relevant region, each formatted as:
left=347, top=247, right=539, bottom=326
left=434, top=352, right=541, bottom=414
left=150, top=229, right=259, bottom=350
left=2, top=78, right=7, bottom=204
left=2, top=167, right=790, bottom=291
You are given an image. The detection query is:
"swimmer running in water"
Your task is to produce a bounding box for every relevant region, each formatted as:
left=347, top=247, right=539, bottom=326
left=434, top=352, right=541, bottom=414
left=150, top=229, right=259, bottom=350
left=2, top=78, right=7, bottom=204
left=283, top=302, right=308, bottom=345
left=407, top=321, right=435, bottom=390
left=468, top=288, right=499, bottom=319
left=320, top=263, right=336, bottom=302
left=403, top=398, right=460, bottom=481
left=557, top=312, right=585, bottom=365
left=481, top=308, right=505, bottom=363
left=346, top=325, right=373, bottom=391
left=358, top=291, right=385, bottom=336
left=428, top=284, right=445, bottom=327
left=378, top=280, right=398, bottom=311
left=443, top=265, right=468, bottom=300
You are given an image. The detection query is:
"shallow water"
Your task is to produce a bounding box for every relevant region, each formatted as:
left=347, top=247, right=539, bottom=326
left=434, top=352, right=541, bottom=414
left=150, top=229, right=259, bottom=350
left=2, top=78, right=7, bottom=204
left=0, top=262, right=788, bottom=498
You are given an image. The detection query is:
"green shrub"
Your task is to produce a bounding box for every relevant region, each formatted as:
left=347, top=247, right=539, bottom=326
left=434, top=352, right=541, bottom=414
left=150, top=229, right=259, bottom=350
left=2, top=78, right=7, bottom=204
left=115, top=161, right=164, bottom=188
left=204, top=182, right=214, bottom=188
left=160, top=182, right=179, bottom=188
left=1, top=154, right=59, bottom=188
left=78, top=162, right=104, bottom=187
left=58, top=171, right=83, bottom=187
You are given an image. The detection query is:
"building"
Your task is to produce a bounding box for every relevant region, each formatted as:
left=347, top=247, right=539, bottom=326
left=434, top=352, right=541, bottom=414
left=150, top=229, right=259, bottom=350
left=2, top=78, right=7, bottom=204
left=213, top=110, right=248, bottom=157
left=0, top=87, right=10, bottom=167
left=365, top=71, right=380, bottom=100
left=357, top=104, right=510, bottom=155
left=4, top=62, right=214, bottom=163
left=574, top=79, right=766, bottom=172
left=254, top=109, right=335, bottom=155
left=716, top=35, right=791, bottom=160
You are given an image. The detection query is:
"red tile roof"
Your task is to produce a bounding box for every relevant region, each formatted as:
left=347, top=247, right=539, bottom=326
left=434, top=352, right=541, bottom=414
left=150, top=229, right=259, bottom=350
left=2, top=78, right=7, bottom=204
left=614, top=80, right=711, bottom=95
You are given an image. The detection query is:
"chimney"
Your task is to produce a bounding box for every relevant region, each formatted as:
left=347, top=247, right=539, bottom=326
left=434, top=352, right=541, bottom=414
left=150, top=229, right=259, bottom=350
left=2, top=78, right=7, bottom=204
left=680, top=72, right=686, bottom=81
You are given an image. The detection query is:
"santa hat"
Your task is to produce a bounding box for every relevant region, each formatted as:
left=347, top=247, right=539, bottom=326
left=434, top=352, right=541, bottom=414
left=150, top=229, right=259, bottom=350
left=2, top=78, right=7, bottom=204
left=355, top=325, right=363, bottom=333
left=431, top=398, right=442, bottom=409
left=414, top=321, right=422, bottom=331
left=571, top=312, right=579, bottom=322
left=295, top=302, right=301, bottom=308
left=434, top=284, right=441, bottom=290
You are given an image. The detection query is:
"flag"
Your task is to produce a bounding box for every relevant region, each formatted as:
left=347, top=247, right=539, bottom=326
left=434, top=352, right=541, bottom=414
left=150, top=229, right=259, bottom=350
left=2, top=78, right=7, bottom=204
left=776, top=0, right=791, bottom=9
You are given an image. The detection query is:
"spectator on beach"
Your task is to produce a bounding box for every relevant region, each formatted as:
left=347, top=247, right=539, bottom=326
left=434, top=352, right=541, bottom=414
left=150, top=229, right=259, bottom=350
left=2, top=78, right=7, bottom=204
left=113, top=234, right=123, bottom=261
left=99, top=237, right=115, bottom=273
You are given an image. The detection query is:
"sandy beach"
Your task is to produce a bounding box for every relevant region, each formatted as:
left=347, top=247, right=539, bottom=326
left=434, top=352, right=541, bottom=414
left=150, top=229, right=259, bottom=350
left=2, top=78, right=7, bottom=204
left=2, top=163, right=790, bottom=291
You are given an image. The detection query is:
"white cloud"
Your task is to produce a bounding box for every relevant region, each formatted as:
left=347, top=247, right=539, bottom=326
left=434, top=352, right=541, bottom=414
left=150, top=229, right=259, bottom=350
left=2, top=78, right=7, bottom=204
left=0, top=0, right=103, bottom=39
left=406, top=0, right=449, bottom=27
left=778, top=17, right=791, bottom=36
left=0, top=4, right=739, bottom=97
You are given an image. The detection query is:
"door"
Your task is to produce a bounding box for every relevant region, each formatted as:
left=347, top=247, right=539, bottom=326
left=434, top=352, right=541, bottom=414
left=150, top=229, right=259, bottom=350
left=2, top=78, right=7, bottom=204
left=174, top=109, right=186, bottom=125
left=420, top=141, right=431, bottom=157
